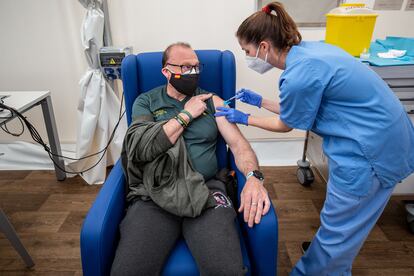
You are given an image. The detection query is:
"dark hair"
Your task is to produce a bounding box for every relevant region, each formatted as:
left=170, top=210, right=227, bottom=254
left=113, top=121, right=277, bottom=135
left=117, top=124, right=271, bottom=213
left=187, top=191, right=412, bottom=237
left=236, top=2, right=301, bottom=50
left=162, top=42, right=192, bottom=67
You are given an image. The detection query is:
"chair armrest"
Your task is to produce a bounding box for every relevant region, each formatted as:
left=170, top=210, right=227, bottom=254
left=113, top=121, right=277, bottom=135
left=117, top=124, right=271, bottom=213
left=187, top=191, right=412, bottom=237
left=81, top=159, right=126, bottom=276
left=229, top=152, right=278, bottom=276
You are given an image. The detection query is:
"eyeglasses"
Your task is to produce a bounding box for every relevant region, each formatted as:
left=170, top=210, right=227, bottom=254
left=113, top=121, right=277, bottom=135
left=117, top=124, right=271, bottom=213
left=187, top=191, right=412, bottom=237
left=166, top=63, right=204, bottom=74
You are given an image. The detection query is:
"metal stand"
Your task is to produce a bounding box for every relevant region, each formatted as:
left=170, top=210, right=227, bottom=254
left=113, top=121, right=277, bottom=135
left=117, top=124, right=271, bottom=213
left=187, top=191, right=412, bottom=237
left=40, top=96, right=66, bottom=181
left=0, top=208, right=34, bottom=268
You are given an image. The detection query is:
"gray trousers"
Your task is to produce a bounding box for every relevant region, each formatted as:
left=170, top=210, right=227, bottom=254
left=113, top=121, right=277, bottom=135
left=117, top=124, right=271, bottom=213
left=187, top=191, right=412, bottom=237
left=111, top=179, right=245, bottom=276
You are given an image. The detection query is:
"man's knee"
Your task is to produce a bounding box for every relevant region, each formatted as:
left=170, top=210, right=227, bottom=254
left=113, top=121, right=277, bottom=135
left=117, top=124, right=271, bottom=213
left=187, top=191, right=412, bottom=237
left=200, top=260, right=246, bottom=276
left=111, top=255, right=159, bottom=276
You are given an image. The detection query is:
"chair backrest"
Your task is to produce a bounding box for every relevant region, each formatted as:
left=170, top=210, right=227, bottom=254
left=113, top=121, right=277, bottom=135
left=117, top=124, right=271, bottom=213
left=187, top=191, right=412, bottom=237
left=121, top=49, right=236, bottom=169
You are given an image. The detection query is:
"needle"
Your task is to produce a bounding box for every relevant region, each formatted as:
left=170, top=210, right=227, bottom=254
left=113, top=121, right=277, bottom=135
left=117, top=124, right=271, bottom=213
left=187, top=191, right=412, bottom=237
left=223, top=94, right=238, bottom=105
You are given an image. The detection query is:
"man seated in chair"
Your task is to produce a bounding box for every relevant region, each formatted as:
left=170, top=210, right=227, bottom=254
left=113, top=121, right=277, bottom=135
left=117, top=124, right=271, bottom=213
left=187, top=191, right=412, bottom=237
left=111, top=42, right=270, bottom=276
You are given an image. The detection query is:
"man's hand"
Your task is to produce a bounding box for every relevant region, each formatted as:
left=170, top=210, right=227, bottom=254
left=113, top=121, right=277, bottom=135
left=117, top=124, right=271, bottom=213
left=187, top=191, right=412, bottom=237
left=184, top=93, right=213, bottom=119
left=238, top=177, right=270, bottom=228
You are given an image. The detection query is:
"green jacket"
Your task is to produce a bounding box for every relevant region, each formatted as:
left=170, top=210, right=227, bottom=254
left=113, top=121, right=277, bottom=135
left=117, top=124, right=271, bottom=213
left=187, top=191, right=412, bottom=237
left=121, top=117, right=210, bottom=217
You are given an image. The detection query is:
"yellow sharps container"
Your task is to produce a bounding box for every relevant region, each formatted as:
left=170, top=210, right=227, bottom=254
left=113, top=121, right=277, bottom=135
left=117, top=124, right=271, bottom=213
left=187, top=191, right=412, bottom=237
left=325, top=3, right=378, bottom=56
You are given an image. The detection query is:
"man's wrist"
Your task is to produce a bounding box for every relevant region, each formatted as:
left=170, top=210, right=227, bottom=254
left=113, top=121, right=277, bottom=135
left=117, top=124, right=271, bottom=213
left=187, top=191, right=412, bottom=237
left=178, top=112, right=191, bottom=124
left=175, top=114, right=188, bottom=129
left=180, top=109, right=193, bottom=122
left=246, top=170, right=264, bottom=182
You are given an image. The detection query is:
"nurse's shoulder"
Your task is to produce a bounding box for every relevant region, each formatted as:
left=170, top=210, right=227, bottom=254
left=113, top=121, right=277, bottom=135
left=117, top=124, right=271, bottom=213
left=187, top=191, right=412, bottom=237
left=281, top=43, right=335, bottom=91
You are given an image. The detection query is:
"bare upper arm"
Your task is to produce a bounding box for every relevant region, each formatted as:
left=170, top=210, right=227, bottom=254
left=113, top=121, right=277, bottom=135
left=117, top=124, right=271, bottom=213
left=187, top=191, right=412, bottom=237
left=212, top=95, right=249, bottom=151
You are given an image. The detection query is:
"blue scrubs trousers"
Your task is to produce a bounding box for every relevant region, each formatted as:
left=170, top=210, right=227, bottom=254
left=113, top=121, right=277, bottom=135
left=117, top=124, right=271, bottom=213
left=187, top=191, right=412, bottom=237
left=291, top=172, right=394, bottom=276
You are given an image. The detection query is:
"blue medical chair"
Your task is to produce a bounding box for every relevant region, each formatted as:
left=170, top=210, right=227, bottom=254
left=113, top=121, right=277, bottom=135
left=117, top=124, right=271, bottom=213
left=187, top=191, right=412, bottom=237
left=80, top=50, right=278, bottom=276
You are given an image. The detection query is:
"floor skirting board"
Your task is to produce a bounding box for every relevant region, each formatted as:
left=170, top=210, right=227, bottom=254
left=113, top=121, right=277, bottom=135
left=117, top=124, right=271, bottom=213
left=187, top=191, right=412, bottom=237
left=0, top=139, right=306, bottom=170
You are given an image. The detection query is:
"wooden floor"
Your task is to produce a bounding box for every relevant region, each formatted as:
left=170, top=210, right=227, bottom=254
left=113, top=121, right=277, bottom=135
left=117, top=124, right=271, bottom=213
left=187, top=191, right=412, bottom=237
left=0, top=167, right=413, bottom=275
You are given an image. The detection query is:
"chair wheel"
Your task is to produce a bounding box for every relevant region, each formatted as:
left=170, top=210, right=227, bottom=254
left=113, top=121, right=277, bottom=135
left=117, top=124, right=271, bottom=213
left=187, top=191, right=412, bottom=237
left=407, top=207, right=414, bottom=234
left=296, top=167, right=314, bottom=186
left=409, top=221, right=414, bottom=234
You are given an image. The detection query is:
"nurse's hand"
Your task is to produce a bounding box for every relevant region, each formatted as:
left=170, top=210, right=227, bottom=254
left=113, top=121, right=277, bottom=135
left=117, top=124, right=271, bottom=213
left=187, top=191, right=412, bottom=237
left=239, top=177, right=270, bottom=227
left=214, top=107, right=250, bottom=125
left=236, top=88, right=263, bottom=108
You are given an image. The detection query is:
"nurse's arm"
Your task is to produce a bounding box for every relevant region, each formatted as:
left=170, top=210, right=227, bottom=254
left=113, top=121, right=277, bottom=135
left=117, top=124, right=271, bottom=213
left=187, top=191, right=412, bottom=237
left=261, top=98, right=280, bottom=114
left=248, top=116, right=292, bottom=133
left=213, top=96, right=271, bottom=227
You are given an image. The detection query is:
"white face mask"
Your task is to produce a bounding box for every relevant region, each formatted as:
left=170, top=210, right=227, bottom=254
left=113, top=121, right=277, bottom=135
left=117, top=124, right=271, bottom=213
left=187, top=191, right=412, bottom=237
left=245, top=45, right=273, bottom=74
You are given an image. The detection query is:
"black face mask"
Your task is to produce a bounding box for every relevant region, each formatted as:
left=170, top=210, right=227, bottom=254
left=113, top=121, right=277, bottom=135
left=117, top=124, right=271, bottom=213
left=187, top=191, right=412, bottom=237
left=169, top=73, right=199, bottom=96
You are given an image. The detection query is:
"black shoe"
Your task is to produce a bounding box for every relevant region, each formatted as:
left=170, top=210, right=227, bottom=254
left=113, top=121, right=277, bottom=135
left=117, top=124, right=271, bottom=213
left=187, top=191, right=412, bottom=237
left=301, top=241, right=311, bottom=254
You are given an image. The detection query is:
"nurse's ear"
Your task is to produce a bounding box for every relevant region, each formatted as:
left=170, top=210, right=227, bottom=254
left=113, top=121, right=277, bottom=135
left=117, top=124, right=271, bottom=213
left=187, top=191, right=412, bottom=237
left=260, top=40, right=285, bottom=68
left=259, top=41, right=271, bottom=52
left=258, top=40, right=273, bottom=60
left=259, top=41, right=270, bottom=50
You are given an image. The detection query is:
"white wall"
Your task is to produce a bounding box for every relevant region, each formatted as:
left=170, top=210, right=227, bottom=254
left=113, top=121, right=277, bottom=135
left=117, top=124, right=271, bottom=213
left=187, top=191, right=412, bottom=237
left=0, top=0, right=86, bottom=143
left=108, top=0, right=306, bottom=140
left=357, top=0, right=414, bottom=38
left=0, top=0, right=413, bottom=144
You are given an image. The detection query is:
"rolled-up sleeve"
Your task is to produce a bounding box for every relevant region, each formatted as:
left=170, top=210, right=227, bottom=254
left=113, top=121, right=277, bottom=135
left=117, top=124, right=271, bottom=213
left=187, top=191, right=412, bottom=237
left=279, top=59, right=328, bottom=130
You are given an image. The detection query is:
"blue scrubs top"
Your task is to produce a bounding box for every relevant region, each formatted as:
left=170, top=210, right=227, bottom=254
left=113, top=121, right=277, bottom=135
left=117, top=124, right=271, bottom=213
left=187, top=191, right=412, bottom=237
left=279, top=41, right=414, bottom=196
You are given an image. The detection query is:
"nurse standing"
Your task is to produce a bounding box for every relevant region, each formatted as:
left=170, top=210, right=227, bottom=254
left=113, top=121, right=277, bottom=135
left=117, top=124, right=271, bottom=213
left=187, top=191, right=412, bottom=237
left=215, top=2, right=414, bottom=275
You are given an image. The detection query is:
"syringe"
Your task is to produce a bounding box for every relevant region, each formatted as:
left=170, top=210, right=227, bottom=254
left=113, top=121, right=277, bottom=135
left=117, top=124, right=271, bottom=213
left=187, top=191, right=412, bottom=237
left=223, top=94, right=238, bottom=106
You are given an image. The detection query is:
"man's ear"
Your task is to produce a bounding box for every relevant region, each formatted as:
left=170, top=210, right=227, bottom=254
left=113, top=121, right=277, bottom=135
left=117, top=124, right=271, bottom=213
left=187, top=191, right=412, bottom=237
left=161, top=67, right=170, bottom=80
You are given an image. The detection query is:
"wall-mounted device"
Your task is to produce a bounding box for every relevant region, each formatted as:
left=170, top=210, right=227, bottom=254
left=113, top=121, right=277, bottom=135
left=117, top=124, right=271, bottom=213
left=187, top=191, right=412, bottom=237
left=99, top=46, right=132, bottom=80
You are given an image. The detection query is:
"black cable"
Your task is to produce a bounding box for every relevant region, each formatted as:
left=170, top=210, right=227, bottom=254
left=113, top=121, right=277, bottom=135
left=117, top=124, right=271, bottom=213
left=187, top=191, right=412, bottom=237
left=0, top=116, right=25, bottom=136
left=45, top=91, right=125, bottom=162
left=0, top=91, right=125, bottom=175
left=0, top=98, right=25, bottom=136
